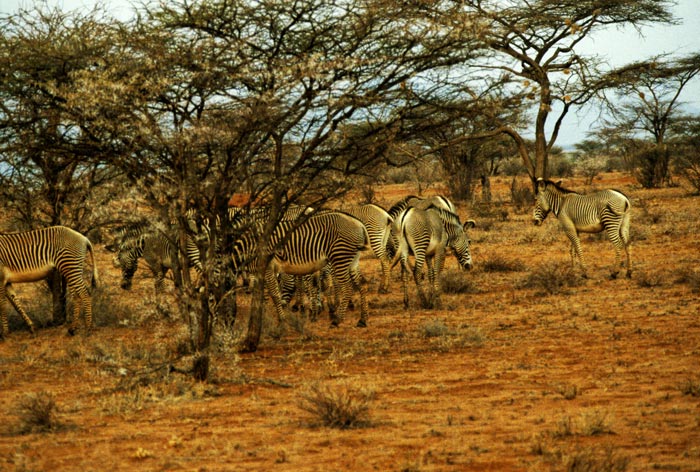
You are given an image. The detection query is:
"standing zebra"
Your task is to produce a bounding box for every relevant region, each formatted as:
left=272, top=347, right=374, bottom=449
left=533, top=178, right=632, bottom=278
left=107, top=221, right=202, bottom=295
left=0, top=226, right=98, bottom=338
left=231, top=211, right=371, bottom=327
left=343, top=204, right=394, bottom=293
left=393, top=206, right=475, bottom=309
left=387, top=194, right=456, bottom=219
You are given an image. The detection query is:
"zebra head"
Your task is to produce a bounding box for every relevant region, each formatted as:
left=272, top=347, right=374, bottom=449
left=114, top=247, right=139, bottom=290
left=533, top=178, right=552, bottom=226
left=449, top=219, right=475, bottom=270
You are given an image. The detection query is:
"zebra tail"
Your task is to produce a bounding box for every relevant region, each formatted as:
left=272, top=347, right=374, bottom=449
left=87, top=239, right=99, bottom=289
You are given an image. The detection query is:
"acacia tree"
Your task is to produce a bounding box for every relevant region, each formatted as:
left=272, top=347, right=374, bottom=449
left=598, top=53, right=700, bottom=187
left=432, top=0, right=678, bottom=184
left=0, top=6, right=125, bottom=324
left=60, top=0, right=484, bottom=368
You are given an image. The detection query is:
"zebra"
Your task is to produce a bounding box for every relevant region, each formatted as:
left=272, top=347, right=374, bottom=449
left=393, top=206, right=475, bottom=309
left=386, top=195, right=457, bottom=261
left=232, top=211, right=371, bottom=327
left=106, top=221, right=202, bottom=294
left=533, top=178, right=632, bottom=279
left=387, top=194, right=457, bottom=219
left=0, top=226, right=98, bottom=338
left=343, top=204, right=394, bottom=293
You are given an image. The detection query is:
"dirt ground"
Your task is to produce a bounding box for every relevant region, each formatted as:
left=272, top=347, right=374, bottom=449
left=0, top=173, right=699, bottom=471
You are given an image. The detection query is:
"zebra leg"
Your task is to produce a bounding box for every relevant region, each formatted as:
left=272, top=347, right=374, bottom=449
left=153, top=267, right=170, bottom=317
left=432, top=251, right=447, bottom=309
left=330, top=271, right=353, bottom=327
left=620, top=211, right=632, bottom=278
left=378, top=256, right=391, bottom=294
left=349, top=256, right=368, bottom=327
left=5, top=284, right=35, bottom=335
left=264, top=268, right=288, bottom=324
left=412, top=250, right=430, bottom=309
left=0, top=285, right=13, bottom=339
left=565, top=230, right=587, bottom=277
left=604, top=223, right=625, bottom=279
left=401, top=257, right=411, bottom=309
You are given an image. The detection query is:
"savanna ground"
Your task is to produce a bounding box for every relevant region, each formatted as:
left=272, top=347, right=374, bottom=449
left=0, top=172, right=699, bottom=472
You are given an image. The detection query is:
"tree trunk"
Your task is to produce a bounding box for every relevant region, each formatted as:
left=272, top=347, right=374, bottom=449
left=480, top=174, right=491, bottom=203
left=48, top=271, right=67, bottom=326
left=240, top=276, right=266, bottom=353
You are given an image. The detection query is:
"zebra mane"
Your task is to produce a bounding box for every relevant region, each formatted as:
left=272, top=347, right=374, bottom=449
left=387, top=195, right=420, bottom=217
left=425, top=205, right=462, bottom=227
left=544, top=179, right=579, bottom=195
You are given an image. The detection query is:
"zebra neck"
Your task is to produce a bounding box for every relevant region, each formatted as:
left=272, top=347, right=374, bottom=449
left=550, top=193, right=562, bottom=217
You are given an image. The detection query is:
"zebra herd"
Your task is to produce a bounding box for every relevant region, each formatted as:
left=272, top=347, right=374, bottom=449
left=0, top=179, right=634, bottom=339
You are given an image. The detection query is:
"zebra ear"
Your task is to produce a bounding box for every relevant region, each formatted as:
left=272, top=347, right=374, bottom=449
left=464, top=219, right=476, bottom=229
left=536, top=179, right=546, bottom=192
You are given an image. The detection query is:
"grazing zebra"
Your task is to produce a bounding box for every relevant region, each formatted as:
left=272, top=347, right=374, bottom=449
left=386, top=195, right=457, bottom=260
left=387, top=195, right=457, bottom=219
left=343, top=204, right=394, bottom=293
left=107, top=221, right=202, bottom=294
left=533, top=178, right=632, bottom=278
left=393, top=206, right=475, bottom=309
left=0, top=226, right=98, bottom=338
left=232, top=211, right=371, bottom=327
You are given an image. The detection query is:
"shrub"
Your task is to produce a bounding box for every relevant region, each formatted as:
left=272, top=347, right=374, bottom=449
left=564, top=446, right=630, bottom=472
left=518, top=261, right=584, bottom=295
left=674, top=268, right=700, bottom=293
left=440, top=269, right=479, bottom=294
left=298, top=382, right=375, bottom=429
left=421, top=319, right=451, bottom=338
left=510, top=178, right=534, bottom=213
left=481, top=255, right=526, bottom=273
left=12, top=391, right=64, bottom=434
left=679, top=378, right=700, bottom=397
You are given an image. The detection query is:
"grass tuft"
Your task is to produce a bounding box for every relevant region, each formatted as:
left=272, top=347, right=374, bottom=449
left=518, top=261, right=584, bottom=295
left=298, top=382, right=375, bottom=429
left=12, top=391, right=65, bottom=434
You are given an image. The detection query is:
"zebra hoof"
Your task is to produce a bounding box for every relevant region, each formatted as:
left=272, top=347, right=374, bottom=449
left=67, top=327, right=77, bottom=336
left=609, top=272, right=619, bottom=280
left=626, top=271, right=632, bottom=279
left=356, top=320, right=367, bottom=328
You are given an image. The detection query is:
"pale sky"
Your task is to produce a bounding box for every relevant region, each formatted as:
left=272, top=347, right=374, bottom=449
left=2, top=0, right=699, bottom=146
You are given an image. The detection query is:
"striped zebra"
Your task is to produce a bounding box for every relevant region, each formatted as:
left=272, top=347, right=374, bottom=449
left=106, top=221, right=202, bottom=294
left=232, top=211, right=371, bottom=327
left=386, top=195, right=456, bottom=260
left=0, top=226, right=98, bottom=337
left=387, top=195, right=456, bottom=219
left=533, top=178, right=632, bottom=278
left=343, top=204, right=394, bottom=293
left=393, top=206, right=475, bottom=309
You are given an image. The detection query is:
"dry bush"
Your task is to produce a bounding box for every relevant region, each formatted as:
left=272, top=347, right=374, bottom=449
left=11, top=391, right=65, bottom=435
left=440, top=269, right=480, bottom=294
left=420, top=319, right=451, bottom=338
left=481, top=255, right=526, bottom=273
left=635, top=271, right=665, bottom=288
left=679, top=378, right=700, bottom=397
left=518, top=261, right=585, bottom=296
left=580, top=409, right=614, bottom=436
left=564, top=446, right=629, bottom=472
left=510, top=178, right=534, bottom=213
left=298, top=382, right=375, bottom=429
left=674, top=268, right=700, bottom=293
